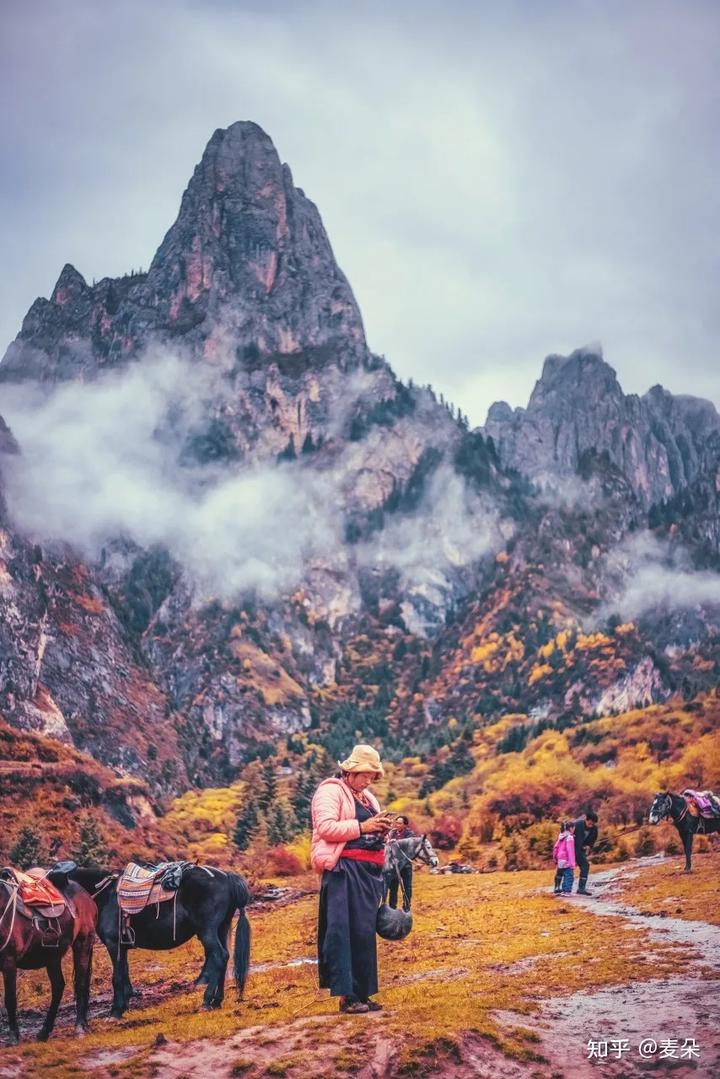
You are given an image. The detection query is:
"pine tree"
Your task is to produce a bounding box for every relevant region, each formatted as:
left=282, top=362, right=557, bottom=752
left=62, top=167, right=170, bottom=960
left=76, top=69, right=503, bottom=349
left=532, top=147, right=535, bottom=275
left=292, top=769, right=316, bottom=830
left=9, top=825, right=44, bottom=869
left=233, top=800, right=259, bottom=851
left=277, top=437, right=296, bottom=462
left=257, top=760, right=278, bottom=814
left=251, top=811, right=269, bottom=847
left=72, top=814, right=108, bottom=868
left=266, top=802, right=296, bottom=846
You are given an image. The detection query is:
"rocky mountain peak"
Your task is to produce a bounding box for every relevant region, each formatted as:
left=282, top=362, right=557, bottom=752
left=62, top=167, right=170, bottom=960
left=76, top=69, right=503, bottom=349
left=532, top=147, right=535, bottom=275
left=143, top=119, right=368, bottom=364
left=529, top=347, right=621, bottom=410
left=1, top=121, right=367, bottom=384
left=644, top=383, right=720, bottom=435
left=483, top=346, right=720, bottom=507
left=50, top=263, right=90, bottom=306
left=485, top=400, right=518, bottom=426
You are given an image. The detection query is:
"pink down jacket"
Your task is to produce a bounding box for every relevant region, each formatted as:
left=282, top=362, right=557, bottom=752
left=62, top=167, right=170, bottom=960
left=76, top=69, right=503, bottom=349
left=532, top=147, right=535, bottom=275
left=552, top=832, right=577, bottom=869
left=310, top=777, right=381, bottom=873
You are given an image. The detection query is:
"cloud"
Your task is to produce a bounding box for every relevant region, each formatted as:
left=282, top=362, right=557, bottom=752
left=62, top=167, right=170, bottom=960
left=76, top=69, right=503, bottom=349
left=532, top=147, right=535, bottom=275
left=362, top=464, right=501, bottom=587
left=0, top=351, right=500, bottom=609
left=601, top=532, right=720, bottom=621
left=0, top=352, right=345, bottom=601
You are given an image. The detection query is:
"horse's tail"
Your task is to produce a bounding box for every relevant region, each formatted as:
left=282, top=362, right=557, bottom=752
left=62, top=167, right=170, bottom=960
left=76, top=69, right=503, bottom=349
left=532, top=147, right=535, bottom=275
left=229, top=872, right=251, bottom=998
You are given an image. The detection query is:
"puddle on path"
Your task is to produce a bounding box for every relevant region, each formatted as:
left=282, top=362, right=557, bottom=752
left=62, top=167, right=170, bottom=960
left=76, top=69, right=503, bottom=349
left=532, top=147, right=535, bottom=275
left=251, top=956, right=317, bottom=974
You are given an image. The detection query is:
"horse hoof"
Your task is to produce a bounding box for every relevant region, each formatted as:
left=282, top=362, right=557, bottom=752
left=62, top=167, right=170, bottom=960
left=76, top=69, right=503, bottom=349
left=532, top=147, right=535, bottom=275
left=7, top=1033, right=19, bottom=1046
left=75, top=1024, right=89, bottom=1036
left=37, top=1030, right=50, bottom=1043
left=109, top=1009, right=125, bottom=1019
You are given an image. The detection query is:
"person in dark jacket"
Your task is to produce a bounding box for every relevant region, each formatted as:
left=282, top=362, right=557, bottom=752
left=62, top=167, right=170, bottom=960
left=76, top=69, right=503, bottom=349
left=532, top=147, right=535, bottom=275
left=385, top=815, right=416, bottom=911
left=573, top=811, right=598, bottom=894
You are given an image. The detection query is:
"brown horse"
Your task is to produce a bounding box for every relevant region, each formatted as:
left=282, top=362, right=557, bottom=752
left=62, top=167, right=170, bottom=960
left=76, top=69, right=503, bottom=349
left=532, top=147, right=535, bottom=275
left=0, top=870, right=97, bottom=1044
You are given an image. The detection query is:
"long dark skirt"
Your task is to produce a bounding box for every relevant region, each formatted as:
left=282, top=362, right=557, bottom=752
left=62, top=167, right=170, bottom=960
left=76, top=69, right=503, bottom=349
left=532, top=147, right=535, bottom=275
left=317, top=859, right=384, bottom=999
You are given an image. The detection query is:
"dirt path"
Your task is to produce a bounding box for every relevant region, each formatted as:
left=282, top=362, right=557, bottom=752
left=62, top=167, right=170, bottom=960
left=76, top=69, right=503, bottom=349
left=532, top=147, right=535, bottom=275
left=506, top=860, right=720, bottom=1077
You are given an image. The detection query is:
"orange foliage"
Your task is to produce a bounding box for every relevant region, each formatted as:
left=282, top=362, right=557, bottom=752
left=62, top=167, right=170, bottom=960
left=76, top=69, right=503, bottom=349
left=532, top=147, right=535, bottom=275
left=266, top=845, right=304, bottom=876
left=575, top=632, right=612, bottom=651
left=71, top=592, right=105, bottom=615
left=528, top=663, right=552, bottom=685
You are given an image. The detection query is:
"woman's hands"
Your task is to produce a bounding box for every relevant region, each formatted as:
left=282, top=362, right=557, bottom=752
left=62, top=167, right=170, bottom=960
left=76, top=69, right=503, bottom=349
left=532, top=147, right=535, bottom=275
left=361, top=813, right=394, bottom=835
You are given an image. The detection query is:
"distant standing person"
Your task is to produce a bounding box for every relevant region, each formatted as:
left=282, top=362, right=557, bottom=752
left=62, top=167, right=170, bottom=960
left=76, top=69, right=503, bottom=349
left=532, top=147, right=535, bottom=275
left=311, top=745, right=393, bottom=1014
left=386, top=815, right=416, bottom=911
left=573, top=810, right=598, bottom=894
left=552, top=821, right=576, bottom=895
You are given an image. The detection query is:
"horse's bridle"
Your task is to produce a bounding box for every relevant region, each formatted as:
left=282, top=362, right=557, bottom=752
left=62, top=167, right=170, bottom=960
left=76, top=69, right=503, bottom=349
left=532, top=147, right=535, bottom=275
left=391, top=835, right=437, bottom=869
left=659, top=793, right=688, bottom=824
left=417, top=835, right=438, bottom=867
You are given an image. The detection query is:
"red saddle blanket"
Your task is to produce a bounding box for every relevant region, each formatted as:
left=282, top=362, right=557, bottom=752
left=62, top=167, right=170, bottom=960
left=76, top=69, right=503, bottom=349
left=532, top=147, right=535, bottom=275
left=117, top=862, right=177, bottom=915
left=10, top=868, right=66, bottom=911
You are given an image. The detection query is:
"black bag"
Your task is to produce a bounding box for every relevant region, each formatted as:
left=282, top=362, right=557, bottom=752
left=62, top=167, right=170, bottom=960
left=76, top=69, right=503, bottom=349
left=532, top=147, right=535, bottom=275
left=376, top=903, right=413, bottom=940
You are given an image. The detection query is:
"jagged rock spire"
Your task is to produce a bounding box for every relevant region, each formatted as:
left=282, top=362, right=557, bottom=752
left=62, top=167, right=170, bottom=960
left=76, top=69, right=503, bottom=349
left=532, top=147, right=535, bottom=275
left=0, top=121, right=367, bottom=382
left=143, top=121, right=367, bottom=362
left=483, top=347, right=720, bottom=506
left=50, top=264, right=90, bottom=306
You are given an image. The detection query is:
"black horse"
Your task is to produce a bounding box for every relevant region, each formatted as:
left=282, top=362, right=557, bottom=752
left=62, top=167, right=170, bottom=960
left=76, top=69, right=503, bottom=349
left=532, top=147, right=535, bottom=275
left=648, top=791, right=720, bottom=872
left=70, top=865, right=250, bottom=1016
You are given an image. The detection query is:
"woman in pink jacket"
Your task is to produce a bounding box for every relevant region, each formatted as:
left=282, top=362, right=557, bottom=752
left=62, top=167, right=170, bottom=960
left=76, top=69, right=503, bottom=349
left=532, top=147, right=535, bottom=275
left=552, top=821, right=577, bottom=895
left=311, top=744, right=393, bottom=1014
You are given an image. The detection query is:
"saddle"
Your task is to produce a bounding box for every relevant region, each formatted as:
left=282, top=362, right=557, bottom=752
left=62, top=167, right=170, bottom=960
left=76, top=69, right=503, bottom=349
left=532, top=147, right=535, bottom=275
left=682, top=789, right=720, bottom=819
left=0, top=867, right=69, bottom=919
left=117, top=861, right=185, bottom=916
left=0, top=867, right=73, bottom=947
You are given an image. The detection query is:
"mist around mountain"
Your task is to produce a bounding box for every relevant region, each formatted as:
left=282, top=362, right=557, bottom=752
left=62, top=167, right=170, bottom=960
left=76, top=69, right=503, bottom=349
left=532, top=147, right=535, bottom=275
left=1, top=121, right=719, bottom=863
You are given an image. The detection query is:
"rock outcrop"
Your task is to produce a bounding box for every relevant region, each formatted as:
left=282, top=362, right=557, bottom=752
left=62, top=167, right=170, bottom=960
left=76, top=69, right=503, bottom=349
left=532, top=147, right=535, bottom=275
left=484, top=347, right=720, bottom=507
left=0, top=122, right=367, bottom=385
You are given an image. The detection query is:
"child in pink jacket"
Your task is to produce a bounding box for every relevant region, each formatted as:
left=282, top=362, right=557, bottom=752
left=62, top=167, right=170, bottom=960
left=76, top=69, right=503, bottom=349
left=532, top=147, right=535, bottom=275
left=552, top=821, right=576, bottom=895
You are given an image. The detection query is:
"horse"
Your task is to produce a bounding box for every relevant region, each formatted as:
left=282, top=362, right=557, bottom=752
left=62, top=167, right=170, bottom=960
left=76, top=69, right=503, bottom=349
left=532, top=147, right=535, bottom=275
left=383, top=835, right=439, bottom=911
left=648, top=791, right=720, bottom=872
left=0, top=870, right=96, bottom=1044
left=69, top=865, right=250, bottom=1017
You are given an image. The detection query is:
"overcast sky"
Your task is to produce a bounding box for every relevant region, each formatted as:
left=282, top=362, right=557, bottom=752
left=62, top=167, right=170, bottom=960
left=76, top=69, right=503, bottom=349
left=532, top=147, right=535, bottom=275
left=1, top=0, right=718, bottom=425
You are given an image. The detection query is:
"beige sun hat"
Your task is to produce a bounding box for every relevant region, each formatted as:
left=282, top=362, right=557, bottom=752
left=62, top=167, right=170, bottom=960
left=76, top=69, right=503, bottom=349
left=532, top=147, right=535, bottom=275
left=338, top=744, right=384, bottom=776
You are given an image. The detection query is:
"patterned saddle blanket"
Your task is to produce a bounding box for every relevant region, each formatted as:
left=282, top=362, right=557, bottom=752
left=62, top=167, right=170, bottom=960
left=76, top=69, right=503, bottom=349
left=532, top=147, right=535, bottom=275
left=1, top=867, right=68, bottom=919
left=117, top=861, right=185, bottom=915
left=683, top=789, right=720, bottom=819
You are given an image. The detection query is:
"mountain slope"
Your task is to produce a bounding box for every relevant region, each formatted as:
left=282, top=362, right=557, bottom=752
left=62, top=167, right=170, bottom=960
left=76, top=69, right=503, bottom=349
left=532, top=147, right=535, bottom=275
left=1, top=121, right=720, bottom=822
